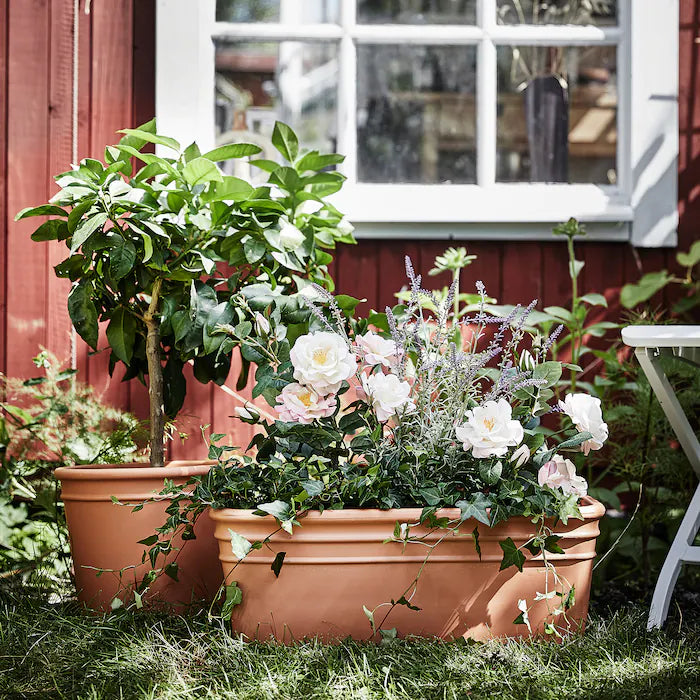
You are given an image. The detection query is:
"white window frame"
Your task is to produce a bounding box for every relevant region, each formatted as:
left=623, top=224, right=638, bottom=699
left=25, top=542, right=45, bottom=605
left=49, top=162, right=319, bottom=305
left=156, top=0, right=678, bottom=246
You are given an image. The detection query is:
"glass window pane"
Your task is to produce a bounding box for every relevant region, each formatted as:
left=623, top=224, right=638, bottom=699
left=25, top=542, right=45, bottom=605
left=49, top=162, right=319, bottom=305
left=496, top=45, right=617, bottom=184
left=358, top=0, right=476, bottom=25
left=496, top=1, right=617, bottom=26
left=357, top=45, right=477, bottom=184
left=215, top=40, right=338, bottom=175
left=216, top=0, right=340, bottom=24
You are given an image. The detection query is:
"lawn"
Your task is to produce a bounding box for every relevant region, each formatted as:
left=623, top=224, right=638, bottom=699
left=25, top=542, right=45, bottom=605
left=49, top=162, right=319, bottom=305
left=1, top=587, right=698, bottom=700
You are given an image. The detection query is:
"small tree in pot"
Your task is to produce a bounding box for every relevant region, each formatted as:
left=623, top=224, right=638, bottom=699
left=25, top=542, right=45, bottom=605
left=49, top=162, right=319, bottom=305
left=17, top=119, right=353, bottom=466
left=16, top=120, right=354, bottom=607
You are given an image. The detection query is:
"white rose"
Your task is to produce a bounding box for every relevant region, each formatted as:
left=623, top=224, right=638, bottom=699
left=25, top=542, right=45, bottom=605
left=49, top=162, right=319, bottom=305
left=558, top=393, right=608, bottom=455
left=538, top=454, right=588, bottom=497
left=355, top=331, right=398, bottom=369
left=278, top=217, right=305, bottom=250
left=360, top=372, right=415, bottom=423
left=290, top=331, right=357, bottom=395
left=456, top=399, right=524, bottom=459
left=275, top=383, right=337, bottom=424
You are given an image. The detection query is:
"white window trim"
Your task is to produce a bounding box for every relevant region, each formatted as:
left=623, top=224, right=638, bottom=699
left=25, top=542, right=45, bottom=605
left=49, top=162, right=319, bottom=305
left=156, top=0, right=678, bottom=246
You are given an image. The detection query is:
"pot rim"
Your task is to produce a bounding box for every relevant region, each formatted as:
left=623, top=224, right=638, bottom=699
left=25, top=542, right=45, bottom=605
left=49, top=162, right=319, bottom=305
left=210, top=495, right=605, bottom=523
left=54, top=459, right=215, bottom=481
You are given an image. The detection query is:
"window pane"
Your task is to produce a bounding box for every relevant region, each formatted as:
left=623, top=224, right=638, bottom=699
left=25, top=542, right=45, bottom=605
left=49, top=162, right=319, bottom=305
left=216, top=0, right=340, bottom=24
left=215, top=40, right=338, bottom=173
left=496, top=45, right=617, bottom=184
left=358, top=0, right=476, bottom=25
left=496, top=0, right=617, bottom=26
left=357, top=45, right=477, bottom=184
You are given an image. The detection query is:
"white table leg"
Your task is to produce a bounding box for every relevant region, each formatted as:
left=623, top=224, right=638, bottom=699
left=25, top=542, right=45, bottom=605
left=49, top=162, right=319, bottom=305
left=647, top=482, right=700, bottom=629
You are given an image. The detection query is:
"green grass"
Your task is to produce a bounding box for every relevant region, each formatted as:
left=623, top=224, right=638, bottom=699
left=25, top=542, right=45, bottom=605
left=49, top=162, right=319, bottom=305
left=0, top=588, right=698, bottom=700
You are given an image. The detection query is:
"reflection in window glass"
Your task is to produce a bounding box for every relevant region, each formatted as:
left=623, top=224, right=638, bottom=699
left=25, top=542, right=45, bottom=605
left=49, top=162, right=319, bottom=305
left=496, top=0, right=617, bottom=26
left=214, top=40, right=339, bottom=175
left=496, top=45, right=617, bottom=184
left=358, top=0, right=476, bottom=24
left=216, top=0, right=340, bottom=24
left=357, top=45, right=477, bottom=184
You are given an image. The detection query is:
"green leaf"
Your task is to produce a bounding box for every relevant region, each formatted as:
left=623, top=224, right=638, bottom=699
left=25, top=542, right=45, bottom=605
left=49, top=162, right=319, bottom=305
left=30, top=219, right=68, bottom=242
left=479, top=460, right=502, bottom=485
left=533, top=361, right=562, bottom=388
left=569, top=259, right=584, bottom=279
left=271, top=551, right=286, bottom=578
left=182, top=157, right=223, bottom=186
left=257, top=500, right=292, bottom=522
left=499, top=537, right=526, bottom=572
left=296, top=151, right=344, bottom=172
left=543, top=535, right=565, bottom=554
left=67, top=282, right=99, bottom=350
left=557, top=431, right=592, bottom=450
left=228, top=529, right=252, bottom=560
left=16, top=204, right=67, bottom=220
left=676, top=240, right=700, bottom=268
left=250, top=159, right=281, bottom=173
left=109, top=238, right=137, bottom=280
left=558, top=493, right=583, bottom=524
left=243, top=238, right=267, bottom=264
left=221, top=582, right=243, bottom=619
left=137, top=534, right=158, bottom=546
left=620, top=271, right=672, bottom=308
left=472, top=526, right=481, bottom=560
left=117, top=128, right=180, bottom=152
left=363, top=605, right=376, bottom=633
left=70, top=212, right=109, bottom=254
left=271, top=121, right=298, bottom=162
left=456, top=494, right=491, bottom=526
left=106, top=307, right=137, bottom=364
left=203, top=143, right=262, bottom=161
left=164, top=562, right=179, bottom=581
left=543, top=306, right=573, bottom=323
left=203, top=176, right=254, bottom=202
left=579, top=293, right=608, bottom=308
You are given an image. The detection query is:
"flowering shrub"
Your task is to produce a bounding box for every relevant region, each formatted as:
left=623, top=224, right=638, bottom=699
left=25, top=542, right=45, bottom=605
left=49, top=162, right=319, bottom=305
left=151, top=257, right=609, bottom=634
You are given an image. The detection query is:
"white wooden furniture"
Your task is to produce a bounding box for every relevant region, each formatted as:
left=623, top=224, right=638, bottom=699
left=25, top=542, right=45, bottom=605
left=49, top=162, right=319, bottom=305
left=621, top=325, right=700, bottom=629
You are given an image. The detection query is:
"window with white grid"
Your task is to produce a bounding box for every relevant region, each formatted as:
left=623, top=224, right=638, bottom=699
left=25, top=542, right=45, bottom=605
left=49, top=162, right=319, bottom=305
left=156, top=0, right=679, bottom=246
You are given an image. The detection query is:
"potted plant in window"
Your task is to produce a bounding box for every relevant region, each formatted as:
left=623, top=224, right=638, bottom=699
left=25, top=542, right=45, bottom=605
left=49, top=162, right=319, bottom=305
left=16, top=119, right=354, bottom=609
left=154, top=256, right=606, bottom=641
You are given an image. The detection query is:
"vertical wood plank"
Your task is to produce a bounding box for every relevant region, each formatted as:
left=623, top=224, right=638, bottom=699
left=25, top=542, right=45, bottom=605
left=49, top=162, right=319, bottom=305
left=334, top=240, right=379, bottom=315
left=377, top=240, right=421, bottom=311
left=0, top=0, right=8, bottom=377
left=86, top=0, right=133, bottom=409
left=502, top=241, right=543, bottom=307
left=6, top=0, right=50, bottom=379
left=47, top=0, right=75, bottom=366
left=168, top=366, right=214, bottom=461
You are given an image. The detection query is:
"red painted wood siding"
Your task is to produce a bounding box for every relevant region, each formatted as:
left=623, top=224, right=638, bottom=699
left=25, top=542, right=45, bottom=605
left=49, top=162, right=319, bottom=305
left=0, top=0, right=697, bottom=461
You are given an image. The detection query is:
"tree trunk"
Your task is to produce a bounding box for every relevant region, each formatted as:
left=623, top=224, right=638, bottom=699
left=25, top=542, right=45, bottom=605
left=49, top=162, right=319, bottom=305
left=144, top=278, right=165, bottom=467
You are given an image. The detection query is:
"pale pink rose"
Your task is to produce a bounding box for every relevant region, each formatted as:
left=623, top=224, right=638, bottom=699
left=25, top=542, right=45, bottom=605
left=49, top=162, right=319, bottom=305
left=537, top=454, right=588, bottom=497
left=275, top=383, right=337, bottom=424
left=355, top=331, right=398, bottom=369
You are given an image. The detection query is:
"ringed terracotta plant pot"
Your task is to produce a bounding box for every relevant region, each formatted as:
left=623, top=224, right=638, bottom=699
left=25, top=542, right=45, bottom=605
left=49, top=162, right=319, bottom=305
left=56, top=460, right=221, bottom=611
left=211, top=497, right=605, bottom=642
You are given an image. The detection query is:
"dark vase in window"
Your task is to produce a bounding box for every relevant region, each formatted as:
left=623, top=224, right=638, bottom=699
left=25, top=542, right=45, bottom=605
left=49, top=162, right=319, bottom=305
left=523, top=74, right=569, bottom=182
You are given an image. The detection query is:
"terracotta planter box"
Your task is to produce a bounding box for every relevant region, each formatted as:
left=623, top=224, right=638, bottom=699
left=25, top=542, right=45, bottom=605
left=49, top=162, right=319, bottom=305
left=56, top=460, right=221, bottom=610
left=211, top=497, right=605, bottom=641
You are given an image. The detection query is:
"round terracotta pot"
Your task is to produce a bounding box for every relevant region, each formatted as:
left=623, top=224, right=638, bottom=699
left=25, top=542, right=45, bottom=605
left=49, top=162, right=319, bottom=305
left=211, top=497, right=605, bottom=642
left=56, top=460, right=221, bottom=611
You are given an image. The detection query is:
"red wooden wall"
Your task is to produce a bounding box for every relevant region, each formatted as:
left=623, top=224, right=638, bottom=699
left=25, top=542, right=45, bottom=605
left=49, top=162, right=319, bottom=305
left=0, top=0, right=697, bottom=460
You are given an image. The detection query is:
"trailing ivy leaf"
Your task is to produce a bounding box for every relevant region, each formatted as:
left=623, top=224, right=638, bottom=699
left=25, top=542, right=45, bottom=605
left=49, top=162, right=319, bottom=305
left=257, top=500, right=293, bottom=522
left=558, top=493, right=582, bottom=525
left=499, top=537, right=525, bottom=572
left=67, top=281, right=99, bottom=350
left=137, top=534, right=158, bottom=546
left=514, top=599, right=532, bottom=632
left=272, top=121, right=298, bottom=162
left=544, top=535, right=565, bottom=554
left=472, top=526, right=481, bottom=560
left=271, top=551, right=286, bottom=578
left=479, top=460, right=502, bottom=485
left=301, top=479, right=324, bottom=497
left=109, top=237, right=137, bottom=280
left=164, top=562, right=179, bottom=581
left=363, top=605, right=376, bottom=633
left=70, top=212, right=108, bottom=254
left=395, top=595, right=421, bottom=611
left=203, top=143, right=262, bottom=161
left=456, top=494, right=491, bottom=526
left=221, top=582, right=243, bottom=619
left=228, top=528, right=252, bottom=560
left=106, top=307, right=137, bottom=364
